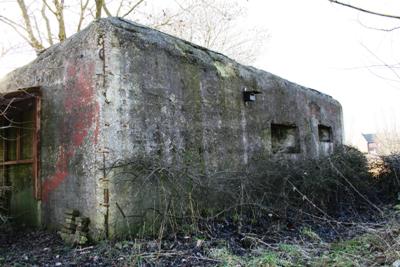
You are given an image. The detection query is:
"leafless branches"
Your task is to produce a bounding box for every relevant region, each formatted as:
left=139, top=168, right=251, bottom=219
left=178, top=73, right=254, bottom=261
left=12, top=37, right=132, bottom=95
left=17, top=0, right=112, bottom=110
left=103, top=145, right=382, bottom=240
left=0, top=0, right=146, bottom=53
left=376, top=118, right=400, bottom=155
left=16, top=0, right=45, bottom=52
left=120, top=0, right=145, bottom=18
left=43, top=0, right=66, bottom=41
left=329, top=0, right=400, bottom=20
left=0, top=44, right=12, bottom=59
left=41, top=1, right=53, bottom=46
left=0, top=0, right=267, bottom=65
left=142, top=0, right=268, bottom=64
left=328, top=0, right=400, bottom=90
left=361, top=43, right=400, bottom=84
left=356, top=17, right=400, bottom=32
left=77, top=0, right=89, bottom=32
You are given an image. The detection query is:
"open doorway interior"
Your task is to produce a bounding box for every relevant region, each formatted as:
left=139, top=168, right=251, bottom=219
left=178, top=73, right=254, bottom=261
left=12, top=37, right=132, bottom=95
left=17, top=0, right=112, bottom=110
left=0, top=89, right=40, bottom=226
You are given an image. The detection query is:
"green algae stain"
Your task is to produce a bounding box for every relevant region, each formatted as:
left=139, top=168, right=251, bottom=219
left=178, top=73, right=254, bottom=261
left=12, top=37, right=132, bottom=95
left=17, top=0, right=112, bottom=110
left=9, top=164, right=39, bottom=227
left=213, top=61, right=236, bottom=78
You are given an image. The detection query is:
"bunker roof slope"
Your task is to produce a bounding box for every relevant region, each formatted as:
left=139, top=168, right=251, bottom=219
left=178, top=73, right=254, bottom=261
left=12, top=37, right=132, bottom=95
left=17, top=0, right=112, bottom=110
left=102, top=18, right=339, bottom=105
left=0, top=21, right=98, bottom=92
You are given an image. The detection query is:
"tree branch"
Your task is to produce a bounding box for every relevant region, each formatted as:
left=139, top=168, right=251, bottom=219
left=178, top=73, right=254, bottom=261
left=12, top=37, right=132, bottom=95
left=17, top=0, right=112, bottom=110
left=16, top=0, right=45, bottom=52
left=329, top=0, right=400, bottom=20
left=0, top=15, right=28, bottom=33
left=115, top=0, right=124, bottom=17
left=102, top=1, right=112, bottom=17
left=77, top=0, right=90, bottom=32
left=121, top=0, right=145, bottom=18
left=33, top=14, right=44, bottom=45
left=357, top=17, right=400, bottom=32
left=95, top=0, right=104, bottom=19
left=42, top=0, right=57, bottom=15
left=361, top=43, right=400, bottom=82
left=0, top=17, right=31, bottom=50
left=0, top=45, right=12, bottom=58
left=53, top=0, right=66, bottom=41
left=41, top=0, right=54, bottom=45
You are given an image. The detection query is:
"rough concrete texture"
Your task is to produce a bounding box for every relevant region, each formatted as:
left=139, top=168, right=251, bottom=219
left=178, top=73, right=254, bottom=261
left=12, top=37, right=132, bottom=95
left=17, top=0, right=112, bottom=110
left=0, top=18, right=343, bottom=238
left=0, top=22, right=102, bottom=236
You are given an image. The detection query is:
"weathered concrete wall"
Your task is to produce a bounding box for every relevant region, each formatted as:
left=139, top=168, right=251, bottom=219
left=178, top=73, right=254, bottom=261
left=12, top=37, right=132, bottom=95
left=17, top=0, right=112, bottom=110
left=94, top=18, right=343, bottom=236
left=0, top=24, right=104, bottom=235
left=0, top=18, right=343, bottom=238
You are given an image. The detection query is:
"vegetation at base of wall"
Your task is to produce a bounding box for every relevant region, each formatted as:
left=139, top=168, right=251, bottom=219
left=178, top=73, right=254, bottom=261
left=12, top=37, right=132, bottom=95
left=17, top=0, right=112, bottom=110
left=206, top=218, right=400, bottom=267
left=2, top=207, right=400, bottom=266
left=107, top=145, right=398, bottom=238
left=371, top=153, right=400, bottom=199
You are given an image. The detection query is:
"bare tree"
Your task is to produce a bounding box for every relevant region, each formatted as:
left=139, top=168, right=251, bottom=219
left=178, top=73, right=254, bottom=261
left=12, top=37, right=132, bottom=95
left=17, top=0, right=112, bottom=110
left=375, top=116, right=400, bottom=155
left=328, top=1, right=400, bottom=157
left=0, top=0, right=146, bottom=54
left=0, top=0, right=267, bottom=65
left=328, top=0, right=400, bottom=86
left=136, top=0, right=268, bottom=64
left=376, top=131, right=400, bottom=155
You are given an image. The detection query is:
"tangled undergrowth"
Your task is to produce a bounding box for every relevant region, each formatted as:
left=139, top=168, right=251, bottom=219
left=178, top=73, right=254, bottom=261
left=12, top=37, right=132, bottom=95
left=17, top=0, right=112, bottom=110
left=1, top=205, right=400, bottom=266
left=2, top=145, right=400, bottom=266
left=108, top=145, right=393, bottom=238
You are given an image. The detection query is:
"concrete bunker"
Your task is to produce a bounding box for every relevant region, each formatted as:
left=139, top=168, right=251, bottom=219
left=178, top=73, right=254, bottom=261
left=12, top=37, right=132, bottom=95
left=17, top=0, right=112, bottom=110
left=0, top=18, right=343, bottom=238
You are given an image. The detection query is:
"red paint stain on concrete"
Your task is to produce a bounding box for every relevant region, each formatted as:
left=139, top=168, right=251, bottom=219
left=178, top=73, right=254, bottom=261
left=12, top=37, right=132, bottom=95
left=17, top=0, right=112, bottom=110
left=42, top=147, right=72, bottom=201
left=42, top=172, right=68, bottom=201
left=42, top=61, right=100, bottom=201
left=73, top=117, right=90, bottom=147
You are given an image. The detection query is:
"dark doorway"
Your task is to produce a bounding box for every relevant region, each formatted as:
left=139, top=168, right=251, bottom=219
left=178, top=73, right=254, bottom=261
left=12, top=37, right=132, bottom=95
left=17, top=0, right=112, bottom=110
left=0, top=89, right=41, bottom=226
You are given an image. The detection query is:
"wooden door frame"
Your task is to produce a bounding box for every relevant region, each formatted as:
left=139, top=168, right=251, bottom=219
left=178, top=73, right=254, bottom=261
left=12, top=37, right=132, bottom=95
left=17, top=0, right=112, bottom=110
left=1, top=87, right=41, bottom=200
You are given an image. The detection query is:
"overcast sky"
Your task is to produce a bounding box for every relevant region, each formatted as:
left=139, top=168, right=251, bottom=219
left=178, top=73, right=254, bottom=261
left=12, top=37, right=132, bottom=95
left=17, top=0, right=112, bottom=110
left=0, top=0, right=399, bottom=150
left=247, top=0, right=400, bottom=150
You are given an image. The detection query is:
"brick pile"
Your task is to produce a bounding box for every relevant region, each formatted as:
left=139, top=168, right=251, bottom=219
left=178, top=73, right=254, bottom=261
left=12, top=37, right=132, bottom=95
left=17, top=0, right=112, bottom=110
left=59, top=209, right=90, bottom=245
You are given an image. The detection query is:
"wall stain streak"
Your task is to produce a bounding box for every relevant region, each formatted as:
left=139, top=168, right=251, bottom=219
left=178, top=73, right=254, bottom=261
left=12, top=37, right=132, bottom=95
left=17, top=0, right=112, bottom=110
left=42, top=62, right=99, bottom=201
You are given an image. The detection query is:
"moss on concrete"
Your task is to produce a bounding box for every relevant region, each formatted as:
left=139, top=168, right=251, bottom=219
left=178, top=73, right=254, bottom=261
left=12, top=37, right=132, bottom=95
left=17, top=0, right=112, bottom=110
left=9, top=164, right=39, bottom=227
left=213, top=61, right=236, bottom=79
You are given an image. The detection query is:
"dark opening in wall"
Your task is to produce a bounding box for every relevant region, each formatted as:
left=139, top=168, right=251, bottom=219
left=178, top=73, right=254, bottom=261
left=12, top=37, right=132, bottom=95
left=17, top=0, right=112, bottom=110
left=271, top=124, right=300, bottom=153
left=0, top=89, right=41, bottom=226
left=318, top=125, right=332, bottom=142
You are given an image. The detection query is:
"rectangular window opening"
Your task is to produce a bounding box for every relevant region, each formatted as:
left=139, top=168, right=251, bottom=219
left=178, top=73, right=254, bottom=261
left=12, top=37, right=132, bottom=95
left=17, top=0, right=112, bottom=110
left=271, top=123, right=300, bottom=154
left=318, top=125, right=332, bottom=143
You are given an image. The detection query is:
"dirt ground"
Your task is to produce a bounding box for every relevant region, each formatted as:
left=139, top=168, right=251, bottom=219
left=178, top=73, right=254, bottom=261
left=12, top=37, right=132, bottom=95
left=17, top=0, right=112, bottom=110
left=0, top=206, right=398, bottom=266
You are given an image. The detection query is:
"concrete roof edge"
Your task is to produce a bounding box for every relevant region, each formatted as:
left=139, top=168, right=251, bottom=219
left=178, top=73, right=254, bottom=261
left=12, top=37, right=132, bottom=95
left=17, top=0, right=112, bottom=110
left=101, top=17, right=339, bottom=104
left=0, top=17, right=340, bottom=106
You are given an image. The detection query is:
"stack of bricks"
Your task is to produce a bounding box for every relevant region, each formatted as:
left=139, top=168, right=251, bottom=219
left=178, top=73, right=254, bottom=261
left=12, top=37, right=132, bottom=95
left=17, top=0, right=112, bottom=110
left=75, top=217, right=90, bottom=245
left=59, top=209, right=90, bottom=245
left=61, top=209, right=79, bottom=234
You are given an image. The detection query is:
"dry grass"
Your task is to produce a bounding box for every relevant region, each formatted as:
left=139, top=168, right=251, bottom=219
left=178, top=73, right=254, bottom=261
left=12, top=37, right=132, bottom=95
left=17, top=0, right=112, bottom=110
left=205, top=208, right=400, bottom=266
